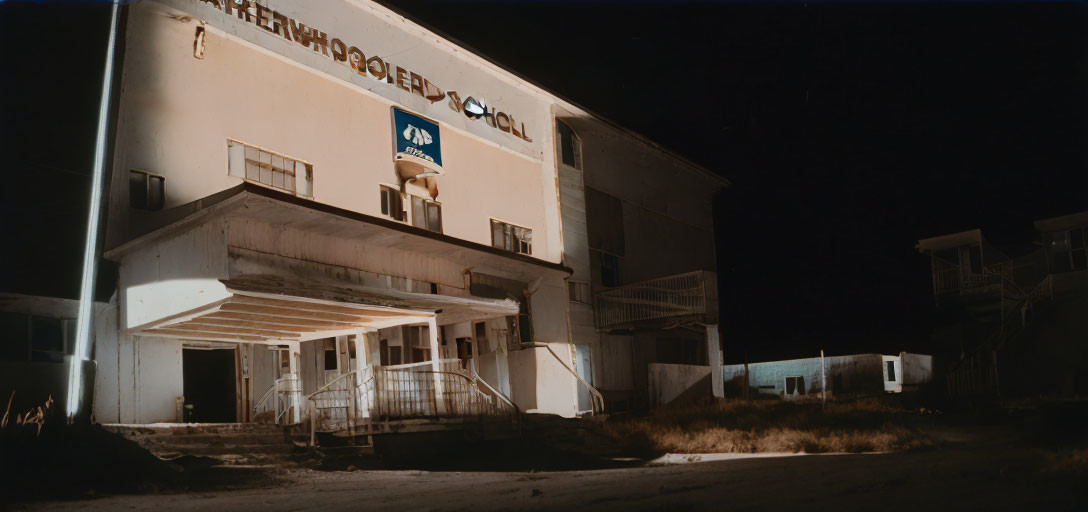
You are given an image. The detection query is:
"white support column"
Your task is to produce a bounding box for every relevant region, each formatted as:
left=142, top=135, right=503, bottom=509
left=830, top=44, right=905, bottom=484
left=354, top=331, right=369, bottom=368
left=288, top=341, right=302, bottom=423
left=427, top=316, right=447, bottom=414
left=706, top=325, right=724, bottom=398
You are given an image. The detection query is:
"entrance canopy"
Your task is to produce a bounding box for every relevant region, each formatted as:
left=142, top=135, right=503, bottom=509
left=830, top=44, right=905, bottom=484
left=106, top=183, right=550, bottom=342
left=136, top=276, right=518, bottom=344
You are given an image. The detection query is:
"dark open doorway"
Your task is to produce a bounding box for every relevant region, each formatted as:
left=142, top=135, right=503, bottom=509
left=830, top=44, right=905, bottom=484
left=182, top=347, right=237, bottom=423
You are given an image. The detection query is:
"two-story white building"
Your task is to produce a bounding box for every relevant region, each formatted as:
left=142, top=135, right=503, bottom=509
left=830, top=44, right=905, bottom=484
left=2, top=0, right=729, bottom=435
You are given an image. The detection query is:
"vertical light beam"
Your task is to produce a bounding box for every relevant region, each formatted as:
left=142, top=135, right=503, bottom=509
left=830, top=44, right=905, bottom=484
left=67, top=0, right=121, bottom=421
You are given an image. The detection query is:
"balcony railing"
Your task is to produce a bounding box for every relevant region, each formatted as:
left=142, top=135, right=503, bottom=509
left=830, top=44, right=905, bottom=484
left=594, top=271, right=717, bottom=330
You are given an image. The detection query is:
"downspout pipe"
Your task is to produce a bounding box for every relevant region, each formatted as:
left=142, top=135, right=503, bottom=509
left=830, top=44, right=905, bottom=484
left=67, top=0, right=123, bottom=422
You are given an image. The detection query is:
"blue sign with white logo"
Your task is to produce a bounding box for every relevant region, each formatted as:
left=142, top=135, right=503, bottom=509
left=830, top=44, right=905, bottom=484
left=393, top=108, right=442, bottom=168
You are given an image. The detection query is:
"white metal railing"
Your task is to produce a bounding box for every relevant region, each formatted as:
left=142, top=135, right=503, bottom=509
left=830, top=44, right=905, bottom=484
left=253, top=375, right=301, bottom=425
left=932, top=257, right=1013, bottom=295
left=523, top=342, right=605, bottom=415
left=306, top=359, right=518, bottom=444
left=594, top=271, right=716, bottom=330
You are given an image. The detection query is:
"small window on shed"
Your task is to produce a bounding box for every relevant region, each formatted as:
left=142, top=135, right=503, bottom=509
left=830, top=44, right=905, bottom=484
left=784, top=376, right=806, bottom=395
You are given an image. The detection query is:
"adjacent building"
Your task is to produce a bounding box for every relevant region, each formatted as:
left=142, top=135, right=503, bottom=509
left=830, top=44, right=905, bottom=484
left=917, top=211, right=1088, bottom=399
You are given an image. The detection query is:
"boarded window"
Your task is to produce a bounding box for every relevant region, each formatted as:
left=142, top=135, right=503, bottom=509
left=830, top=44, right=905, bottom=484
left=411, top=196, right=442, bottom=233
left=490, top=219, right=532, bottom=255
left=568, top=281, right=591, bottom=304
left=227, top=140, right=312, bottom=197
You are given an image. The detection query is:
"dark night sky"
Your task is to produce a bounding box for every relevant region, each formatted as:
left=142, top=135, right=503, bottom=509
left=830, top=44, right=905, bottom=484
left=381, top=0, right=1088, bottom=362
left=3, top=1, right=1087, bottom=363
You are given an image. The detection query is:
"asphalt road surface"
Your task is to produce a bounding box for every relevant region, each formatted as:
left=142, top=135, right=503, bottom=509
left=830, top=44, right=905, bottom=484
left=16, top=436, right=1085, bottom=512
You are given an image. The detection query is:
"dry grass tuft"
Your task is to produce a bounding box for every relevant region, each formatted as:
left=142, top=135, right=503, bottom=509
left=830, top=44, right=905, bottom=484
left=603, top=398, right=933, bottom=456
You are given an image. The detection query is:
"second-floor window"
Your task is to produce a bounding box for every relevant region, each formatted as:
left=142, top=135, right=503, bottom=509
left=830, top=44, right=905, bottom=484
left=227, top=140, right=313, bottom=197
left=568, top=281, right=591, bottom=304
left=491, top=219, right=532, bottom=255
left=557, top=119, right=582, bottom=170
left=411, top=196, right=443, bottom=233
left=379, top=185, right=405, bottom=221
left=129, top=169, right=164, bottom=211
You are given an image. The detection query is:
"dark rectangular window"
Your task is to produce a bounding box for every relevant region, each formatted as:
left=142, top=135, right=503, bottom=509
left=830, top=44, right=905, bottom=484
left=655, top=338, right=706, bottom=365
left=323, top=339, right=338, bottom=370
left=785, top=376, right=806, bottom=395
left=380, top=185, right=404, bottom=221
left=475, top=322, right=489, bottom=354
left=490, top=219, right=532, bottom=255
left=556, top=120, right=582, bottom=169
left=968, top=245, right=983, bottom=274
left=0, top=312, right=29, bottom=362
left=129, top=170, right=164, bottom=211
left=600, top=252, right=621, bottom=287
left=1071, top=228, right=1087, bottom=270
left=886, top=361, right=897, bottom=382
left=30, top=316, right=65, bottom=363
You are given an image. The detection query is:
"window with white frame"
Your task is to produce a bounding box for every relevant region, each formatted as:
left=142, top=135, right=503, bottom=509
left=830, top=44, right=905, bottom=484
left=491, top=219, right=532, bottom=255
left=410, top=195, right=443, bottom=233
left=556, top=119, right=582, bottom=170
left=227, top=140, right=312, bottom=197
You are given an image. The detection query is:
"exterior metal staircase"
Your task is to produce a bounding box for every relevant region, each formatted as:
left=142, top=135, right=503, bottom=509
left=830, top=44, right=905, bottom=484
left=946, top=267, right=1055, bottom=399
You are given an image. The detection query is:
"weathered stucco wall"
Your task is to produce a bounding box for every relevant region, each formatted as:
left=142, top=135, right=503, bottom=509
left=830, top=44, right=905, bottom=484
left=117, top=220, right=231, bottom=331
left=133, top=336, right=184, bottom=423
left=722, top=353, right=899, bottom=398
left=108, top=1, right=561, bottom=265
left=648, top=363, right=711, bottom=408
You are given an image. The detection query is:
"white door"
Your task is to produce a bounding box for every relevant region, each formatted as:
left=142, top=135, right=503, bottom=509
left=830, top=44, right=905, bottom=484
left=882, top=355, right=902, bottom=393
left=574, top=344, right=593, bottom=413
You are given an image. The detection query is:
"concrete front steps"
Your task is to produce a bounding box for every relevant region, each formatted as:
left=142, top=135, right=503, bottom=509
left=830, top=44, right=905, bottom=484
left=102, top=423, right=310, bottom=467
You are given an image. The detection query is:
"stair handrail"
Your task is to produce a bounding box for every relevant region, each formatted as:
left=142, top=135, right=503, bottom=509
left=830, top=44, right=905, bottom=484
left=306, top=369, right=373, bottom=445
left=525, top=342, right=605, bottom=415
left=253, top=383, right=275, bottom=417
left=468, top=367, right=518, bottom=413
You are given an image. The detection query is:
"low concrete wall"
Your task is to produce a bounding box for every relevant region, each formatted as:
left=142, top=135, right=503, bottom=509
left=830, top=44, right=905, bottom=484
left=900, top=353, right=934, bottom=388
left=648, top=363, right=710, bottom=408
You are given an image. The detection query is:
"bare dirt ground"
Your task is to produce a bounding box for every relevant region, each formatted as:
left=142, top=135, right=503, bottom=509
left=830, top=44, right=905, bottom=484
left=12, top=421, right=1087, bottom=512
